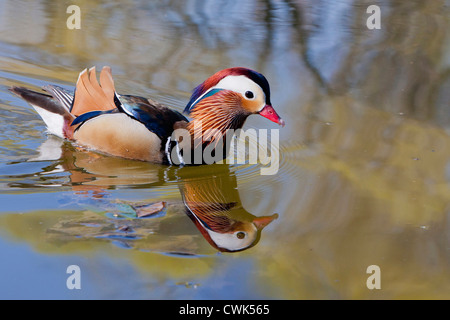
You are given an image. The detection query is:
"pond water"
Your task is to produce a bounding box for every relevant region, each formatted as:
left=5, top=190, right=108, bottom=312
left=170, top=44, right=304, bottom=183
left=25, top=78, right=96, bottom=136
left=0, top=0, right=449, bottom=299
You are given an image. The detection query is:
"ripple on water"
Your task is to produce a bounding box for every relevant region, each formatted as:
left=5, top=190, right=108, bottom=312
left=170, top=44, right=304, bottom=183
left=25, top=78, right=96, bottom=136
left=229, top=136, right=307, bottom=186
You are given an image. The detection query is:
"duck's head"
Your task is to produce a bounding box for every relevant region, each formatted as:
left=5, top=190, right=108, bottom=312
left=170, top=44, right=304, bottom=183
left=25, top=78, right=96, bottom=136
left=184, top=67, right=285, bottom=131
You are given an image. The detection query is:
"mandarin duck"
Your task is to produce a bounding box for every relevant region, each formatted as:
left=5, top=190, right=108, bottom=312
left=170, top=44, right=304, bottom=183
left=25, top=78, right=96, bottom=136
left=9, top=66, right=284, bottom=165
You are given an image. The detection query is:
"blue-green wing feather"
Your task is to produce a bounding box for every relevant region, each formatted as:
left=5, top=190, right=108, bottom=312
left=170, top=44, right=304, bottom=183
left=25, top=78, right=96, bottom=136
left=118, top=95, right=188, bottom=141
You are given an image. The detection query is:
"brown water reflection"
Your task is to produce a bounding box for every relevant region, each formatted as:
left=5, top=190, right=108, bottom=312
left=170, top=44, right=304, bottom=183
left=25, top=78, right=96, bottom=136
left=0, top=0, right=449, bottom=299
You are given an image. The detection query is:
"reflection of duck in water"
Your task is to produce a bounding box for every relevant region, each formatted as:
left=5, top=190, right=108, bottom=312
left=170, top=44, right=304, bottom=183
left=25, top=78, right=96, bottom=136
left=28, top=139, right=277, bottom=253
left=178, top=165, right=278, bottom=252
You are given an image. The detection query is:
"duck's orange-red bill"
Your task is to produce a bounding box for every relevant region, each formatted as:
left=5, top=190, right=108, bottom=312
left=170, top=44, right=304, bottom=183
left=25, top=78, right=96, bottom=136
left=259, top=104, right=285, bottom=127
left=253, top=213, right=279, bottom=230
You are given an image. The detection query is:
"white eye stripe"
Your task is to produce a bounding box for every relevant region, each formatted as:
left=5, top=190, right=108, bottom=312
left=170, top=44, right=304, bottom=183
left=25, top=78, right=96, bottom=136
left=214, top=75, right=265, bottom=101
left=189, top=75, right=266, bottom=112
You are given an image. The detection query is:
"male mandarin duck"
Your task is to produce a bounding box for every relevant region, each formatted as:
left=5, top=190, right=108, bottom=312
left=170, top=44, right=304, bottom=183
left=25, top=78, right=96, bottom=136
left=9, top=66, right=284, bottom=165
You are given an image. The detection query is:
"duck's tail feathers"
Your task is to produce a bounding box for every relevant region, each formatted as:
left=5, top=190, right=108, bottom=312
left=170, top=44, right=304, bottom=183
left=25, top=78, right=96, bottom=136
left=42, top=84, right=74, bottom=111
left=9, top=86, right=75, bottom=139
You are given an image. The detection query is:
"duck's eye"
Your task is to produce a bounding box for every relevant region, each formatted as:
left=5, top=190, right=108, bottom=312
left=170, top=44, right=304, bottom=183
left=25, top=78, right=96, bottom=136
left=236, top=231, right=246, bottom=239
left=245, top=91, right=254, bottom=99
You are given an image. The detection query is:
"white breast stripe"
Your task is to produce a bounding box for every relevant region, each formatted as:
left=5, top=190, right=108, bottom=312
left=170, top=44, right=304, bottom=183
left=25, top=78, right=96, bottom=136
left=175, top=140, right=185, bottom=166
left=165, top=137, right=172, bottom=165
left=165, top=136, right=185, bottom=166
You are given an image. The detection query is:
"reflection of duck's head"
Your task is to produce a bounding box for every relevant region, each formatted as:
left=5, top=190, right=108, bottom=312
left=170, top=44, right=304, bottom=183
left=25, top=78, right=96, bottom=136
left=179, top=165, right=278, bottom=252
left=186, top=205, right=278, bottom=252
